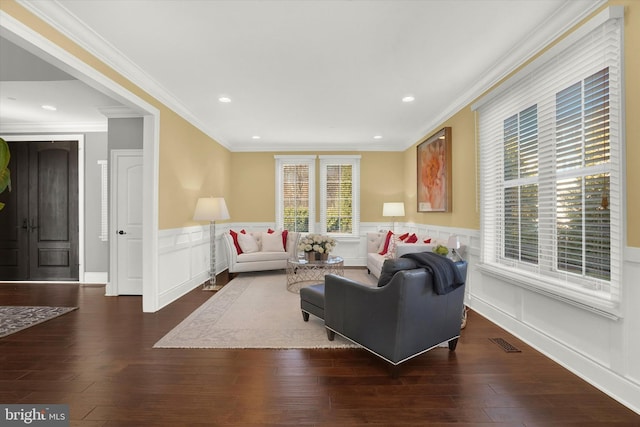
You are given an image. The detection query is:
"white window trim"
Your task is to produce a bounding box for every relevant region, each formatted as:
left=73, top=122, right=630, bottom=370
left=275, top=155, right=316, bottom=232
left=472, top=6, right=625, bottom=319
left=98, top=160, right=109, bottom=242
left=319, top=155, right=361, bottom=238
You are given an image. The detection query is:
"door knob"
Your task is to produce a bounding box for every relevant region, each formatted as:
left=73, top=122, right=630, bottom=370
left=118, top=230, right=127, bottom=235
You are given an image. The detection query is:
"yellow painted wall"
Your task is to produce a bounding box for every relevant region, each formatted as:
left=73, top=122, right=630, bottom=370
left=229, top=151, right=404, bottom=222
left=403, top=107, right=479, bottom=229
left=158, top=110, right=231, bottom=228
left=0, top=1, right=232, bottom=231
left=403, top=0, right=639, bottom=247
left=615, top=0, right=640, bottom=247
left=2, top=0, right=637, bottom=245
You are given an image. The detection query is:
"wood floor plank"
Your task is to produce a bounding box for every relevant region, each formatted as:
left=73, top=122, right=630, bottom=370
left=0, top=278, right=638, bottom=425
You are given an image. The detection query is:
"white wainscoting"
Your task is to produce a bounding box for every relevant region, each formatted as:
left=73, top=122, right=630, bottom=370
left=157, top=225, right=225, bottom=309
left=83, top=272, right=108, bottom=284
left=155, top=222, right=479, bottom=310
left=469, top=245, right=640, bottom=414
left=154, top=221, right=639, bottom=413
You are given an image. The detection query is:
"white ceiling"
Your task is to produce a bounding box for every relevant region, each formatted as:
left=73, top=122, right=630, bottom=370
left=3, top=0, right=603, bottom=151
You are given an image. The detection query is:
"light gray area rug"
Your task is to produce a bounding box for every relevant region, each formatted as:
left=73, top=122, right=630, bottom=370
left=0, top=306, right=78, bottom=338
left=154, top=269, right=378, bottom=349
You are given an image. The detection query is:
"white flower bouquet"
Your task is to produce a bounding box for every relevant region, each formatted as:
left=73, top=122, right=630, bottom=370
left=298, top=233, right=336, bottom=256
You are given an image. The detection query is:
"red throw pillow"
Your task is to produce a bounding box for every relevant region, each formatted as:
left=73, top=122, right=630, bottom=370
left=406, top=233, right=418, bottom=243
left=398, top=232, right=409, bottom=241
left=423, top=238, right=431, bottom=243
left=378, top=230, right=394, bottom=255
left=229, top=230, right=243, bottom=254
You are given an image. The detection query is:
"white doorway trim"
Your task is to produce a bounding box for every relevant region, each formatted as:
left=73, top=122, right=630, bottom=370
left=1, top=11, right=161, bottom=312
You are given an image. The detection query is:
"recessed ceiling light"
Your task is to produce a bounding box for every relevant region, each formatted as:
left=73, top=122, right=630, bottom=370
left=402, top=95, right=415, bottom=103
left=218, top=96, right=231, bottom=103
left=252, top=135, right=261, bottom=140
left=41, top=104, right=57, bottom=111
left=373, top=135, right=383, bottom=140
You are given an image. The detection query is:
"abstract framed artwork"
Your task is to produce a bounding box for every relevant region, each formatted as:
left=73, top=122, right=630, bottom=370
left=417, top=127, right=452, bottom=212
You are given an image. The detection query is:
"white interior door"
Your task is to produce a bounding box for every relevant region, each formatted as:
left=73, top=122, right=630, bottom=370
left=112, top=150, right=143, bottom=295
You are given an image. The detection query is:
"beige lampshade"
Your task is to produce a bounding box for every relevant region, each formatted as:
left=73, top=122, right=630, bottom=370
left=193, top=197, right=230, bottom=221
left=382, top=202, right=405, bottom=217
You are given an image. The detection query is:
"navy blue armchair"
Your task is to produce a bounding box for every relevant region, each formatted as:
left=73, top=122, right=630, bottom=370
left=323, top=260, right=467, bottom=367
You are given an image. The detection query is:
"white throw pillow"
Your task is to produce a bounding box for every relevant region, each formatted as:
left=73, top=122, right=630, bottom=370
left=261, top=231, right=284, bottom=252
left=237, top=232, right=259, bottom=253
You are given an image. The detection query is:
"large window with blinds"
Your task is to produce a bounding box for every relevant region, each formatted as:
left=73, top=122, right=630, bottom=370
left=473, top=8, right=623, bottom=314
left=275, top=156, right=316, bottom=232
left=319, top=155, right=360, bottom=237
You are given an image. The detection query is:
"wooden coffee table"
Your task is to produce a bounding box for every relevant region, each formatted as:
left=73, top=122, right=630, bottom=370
left=286, top=256, right=344, bottom=293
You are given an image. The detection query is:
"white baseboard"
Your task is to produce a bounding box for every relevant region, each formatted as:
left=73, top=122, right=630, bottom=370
left=469, top=294, right=640, bottom=416
left=83, top=272, right=108, bottom=284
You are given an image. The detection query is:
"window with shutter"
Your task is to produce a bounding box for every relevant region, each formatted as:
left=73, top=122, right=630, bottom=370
left=473, top=7, right=623, bottom=315
left=319, top=155, right=360, bottom=237
left=275, top=156, right=316, bottom=232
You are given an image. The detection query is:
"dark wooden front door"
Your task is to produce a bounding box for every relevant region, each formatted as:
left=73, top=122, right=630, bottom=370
left=0, top=140, right=78, bottom=281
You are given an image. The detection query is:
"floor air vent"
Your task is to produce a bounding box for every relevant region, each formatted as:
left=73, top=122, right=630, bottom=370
left=489, top=337, right=521, bottom=353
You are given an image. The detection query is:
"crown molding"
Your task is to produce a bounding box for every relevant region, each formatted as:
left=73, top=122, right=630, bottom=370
left=230, top=140, right=405, bottom=153
left=17, top=0, right=231, bottom=150
left=0, top=121, right=107, bottom=133
left=15, top=0, right=605, bottom=153
left=401, top=0, right=607, bottom=150
left=98, top=106, right=142, bottom=119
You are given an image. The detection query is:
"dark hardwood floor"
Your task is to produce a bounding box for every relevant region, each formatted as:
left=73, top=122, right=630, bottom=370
left=1, top=275, right=638, bottom=426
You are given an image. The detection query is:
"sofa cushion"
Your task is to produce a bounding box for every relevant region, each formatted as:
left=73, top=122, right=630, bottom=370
left=378, top=230, right=394, bottom=255
left=405, top=233, right=418, bottom=243
left=377, top=258, right=418, bottom=287
left=268, top=228, right=289, bottom=250
left=229, top=230, right=244, bottom=254
left=236, top=251, right=291, bottom=263
left=261, top=231, right=285, bottom=252
left=238, top=232, right=260, bottom=253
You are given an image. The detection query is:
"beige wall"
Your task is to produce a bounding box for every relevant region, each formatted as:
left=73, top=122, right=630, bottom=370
left=0, top=1, right=232, bottom=231
left=158, top=109, right=231, bottom=229
left=229, top=151, right=404, bottom=223
left=403, top=107, right=479, bottom=230
left=616, top=0, right=640, bottom=247
left=2, top=0, right=637, bottom=246
left=403, top=0, right=639, bottom=247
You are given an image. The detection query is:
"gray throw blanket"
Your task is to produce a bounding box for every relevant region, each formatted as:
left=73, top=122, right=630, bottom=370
left=400, top=252, right=465, bottom=295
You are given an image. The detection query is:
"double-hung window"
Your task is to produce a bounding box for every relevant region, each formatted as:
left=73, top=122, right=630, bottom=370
left=473, top=8, right=623, bottom=315
left=319, top=155, right=360, bottom=237
left=275, top=155, right=316, bottom=232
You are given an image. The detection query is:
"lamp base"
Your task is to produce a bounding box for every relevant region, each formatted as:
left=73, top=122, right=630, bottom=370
left=202, top=283, right=222, bottom=291
left=202, top=276, right=222, bottom=291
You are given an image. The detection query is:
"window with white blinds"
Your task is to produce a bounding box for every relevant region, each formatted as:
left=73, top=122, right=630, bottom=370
left=473, top=7, right=623, bottom=314
left=319, top=155, right=360, bottom=237
left=275, top=156, right=316, bottom=232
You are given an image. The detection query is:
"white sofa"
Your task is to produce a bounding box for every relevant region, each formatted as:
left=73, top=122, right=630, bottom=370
left=366, top=232, right=435, bottom=279
left=222, top=231, right=300, bottom=274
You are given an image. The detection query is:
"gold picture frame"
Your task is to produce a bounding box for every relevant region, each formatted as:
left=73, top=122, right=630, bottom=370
left=417, top=127, right=452, bottom=212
